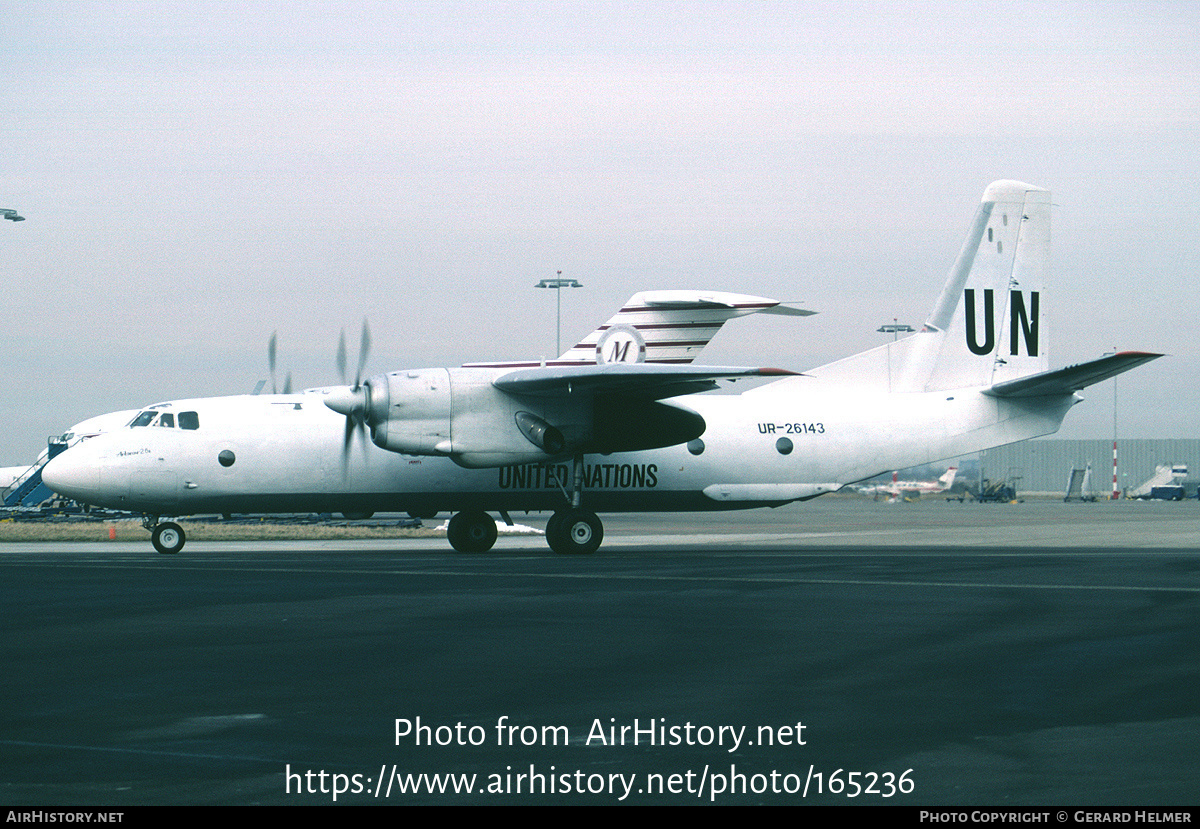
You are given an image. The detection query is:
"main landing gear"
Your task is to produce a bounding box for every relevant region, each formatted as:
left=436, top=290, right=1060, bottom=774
left=545, top=453, right=603, bottom=554
left=145, top=516, right=186, bottom=554
left=544, top=508, right=603, bottom=555
left=446, top=454, right=604, bottom=555
left=445, top=506, right=603, bottom=555
left=445, top=509, right=498, bottom=554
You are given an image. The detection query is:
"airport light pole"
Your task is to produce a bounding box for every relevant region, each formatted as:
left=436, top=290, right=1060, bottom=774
left=1112, top=349, right=1120, bottom=500
left=877, top=320, right=914, bottom=390
left=535, top=271, right=583, bottom=357
left=876, top=320, right=914, bottom=341
left=2, top=209, right=25, bottom=222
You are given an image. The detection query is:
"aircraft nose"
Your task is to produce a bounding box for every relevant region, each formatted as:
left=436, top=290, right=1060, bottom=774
left=41, top=449, right=100, bottom=502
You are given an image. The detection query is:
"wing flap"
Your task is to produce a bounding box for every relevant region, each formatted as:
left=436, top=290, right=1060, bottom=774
left=984, top=351, right=1162, bottom=398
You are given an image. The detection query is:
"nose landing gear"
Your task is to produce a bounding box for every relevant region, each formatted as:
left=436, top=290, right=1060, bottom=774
left=144, top=516, right=186, bottom=554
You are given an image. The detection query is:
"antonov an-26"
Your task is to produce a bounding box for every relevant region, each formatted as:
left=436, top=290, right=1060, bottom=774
left=42, top=181, right=1160, bottom=554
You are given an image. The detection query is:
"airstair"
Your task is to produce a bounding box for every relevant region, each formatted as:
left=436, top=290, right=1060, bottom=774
left=1064, top=463, right=1097, bottom=502
left=2, top=439, right=68, bottom=507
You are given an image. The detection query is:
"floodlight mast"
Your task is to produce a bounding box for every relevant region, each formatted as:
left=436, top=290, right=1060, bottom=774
left=876, top=319, right=914, bottom=341
left=534, top=271, right=583, bottom=356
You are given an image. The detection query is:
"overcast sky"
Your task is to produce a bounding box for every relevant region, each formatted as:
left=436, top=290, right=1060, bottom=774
left=3, top=1, right=1197, bottom=463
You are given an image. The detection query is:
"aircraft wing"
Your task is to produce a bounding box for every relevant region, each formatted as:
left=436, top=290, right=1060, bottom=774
left=984, top=351, right=1162, bottom=398
left=494, top=363, right=798, bottom=400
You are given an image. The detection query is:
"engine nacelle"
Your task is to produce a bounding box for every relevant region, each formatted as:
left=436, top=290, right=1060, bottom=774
left=365, top=368, right=453, bottom=456
left=359, top=367, right=707, bottom=468
left=365, top=367, right=586, bottom=467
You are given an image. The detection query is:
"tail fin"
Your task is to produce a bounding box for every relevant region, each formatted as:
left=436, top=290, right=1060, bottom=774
left=902, top=180, right=1050, bottom=391
left=467, top=291, right=813, bottom=368
left=560, top=291, right=814, bottom=366
left=802, top=181, right=1051, bottom=391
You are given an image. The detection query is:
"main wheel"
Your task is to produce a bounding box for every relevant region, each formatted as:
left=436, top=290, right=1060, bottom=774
left=545, top=512, right=564, bottom=544
left=446, top=510, right=498, bottom=553
left=546, top=509, right=603, bottom=555
left=152, top=522, right=186, bottom=555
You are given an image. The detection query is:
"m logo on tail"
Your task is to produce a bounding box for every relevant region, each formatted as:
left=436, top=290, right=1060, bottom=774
left=965, top=289, right=1040, bottom=357
left=596, top=325, right=645, bottom=364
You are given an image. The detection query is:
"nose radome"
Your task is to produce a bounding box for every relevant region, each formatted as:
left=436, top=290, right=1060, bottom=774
left=41, top=450, right=100, bottom=502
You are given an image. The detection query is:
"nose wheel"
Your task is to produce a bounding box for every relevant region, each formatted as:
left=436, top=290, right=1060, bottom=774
left=149, top=521, right=186, bottom=554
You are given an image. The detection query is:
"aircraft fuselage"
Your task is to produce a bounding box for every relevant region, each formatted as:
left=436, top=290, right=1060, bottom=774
left=44, top=379, right=1075, bottom=518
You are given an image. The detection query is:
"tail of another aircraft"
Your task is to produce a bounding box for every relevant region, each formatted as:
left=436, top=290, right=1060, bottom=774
left=802, top=180, right=1052, bottom=391
left=467, top=290, right=813, bottom=369
left=939, top=467, right=958, bottom=489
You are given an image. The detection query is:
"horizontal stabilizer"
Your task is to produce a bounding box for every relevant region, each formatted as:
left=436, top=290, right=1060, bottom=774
left=495, top=363, right=798, bottom=400
left=984, top=351, right=1162, bottom=398
left=635, top=291, right=814, bottom=316
left=757, top=304, right=816, bottom=317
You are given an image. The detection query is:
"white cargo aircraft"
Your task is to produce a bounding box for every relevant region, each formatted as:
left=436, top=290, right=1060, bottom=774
left=43, top=181, right=1160, bottom=554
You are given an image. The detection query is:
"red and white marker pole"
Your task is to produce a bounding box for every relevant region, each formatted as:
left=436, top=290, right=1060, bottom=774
left=1112, top=440, right=1120, bottom=500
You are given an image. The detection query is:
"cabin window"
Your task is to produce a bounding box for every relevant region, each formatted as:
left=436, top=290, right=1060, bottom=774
left=178, top=411, right=200, bottom=430
left=157, top=413, right=175, bottom=428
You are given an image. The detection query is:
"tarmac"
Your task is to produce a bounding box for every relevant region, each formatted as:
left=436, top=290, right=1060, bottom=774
left=2, top=497, right=1199, bottom=806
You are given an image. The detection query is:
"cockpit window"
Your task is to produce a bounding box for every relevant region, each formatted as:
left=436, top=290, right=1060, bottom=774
left=130, top=410, right=198, bottom=429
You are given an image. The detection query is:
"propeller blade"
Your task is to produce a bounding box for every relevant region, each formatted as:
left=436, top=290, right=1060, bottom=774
left=342, top=416, right=355, bottom=474
left=356, top=321, right=371, bottom=387
left=336, top=330, right=348, bottom=384
left=268, top=331, right=279, bottom=394
left=330, top=320, right=373, bottom=475
left=356, top=415, right=370, bottom=460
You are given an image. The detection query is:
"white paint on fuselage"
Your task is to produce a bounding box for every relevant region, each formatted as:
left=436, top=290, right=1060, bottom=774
left=42, top=376, right=1077, bottom=518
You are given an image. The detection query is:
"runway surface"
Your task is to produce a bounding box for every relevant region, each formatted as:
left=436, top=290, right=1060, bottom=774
left=3, top=498, right=1199, bottom=805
